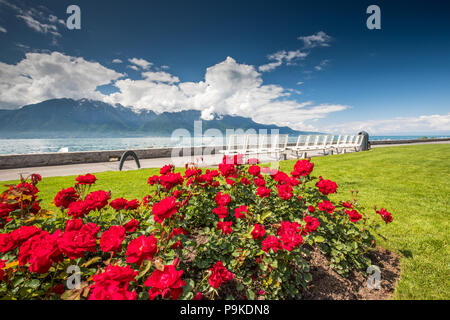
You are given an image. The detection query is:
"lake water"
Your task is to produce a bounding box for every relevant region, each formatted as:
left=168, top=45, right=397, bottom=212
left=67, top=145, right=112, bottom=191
left=0, top=135, right=448, bottom=155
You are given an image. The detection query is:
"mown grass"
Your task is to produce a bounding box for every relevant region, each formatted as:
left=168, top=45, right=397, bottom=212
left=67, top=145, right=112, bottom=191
left=1, top=144, right=449, bottom=299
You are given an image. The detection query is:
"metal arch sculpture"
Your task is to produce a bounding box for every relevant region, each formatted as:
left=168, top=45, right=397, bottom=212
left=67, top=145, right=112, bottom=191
left=118, top=150, right=141, bottom=171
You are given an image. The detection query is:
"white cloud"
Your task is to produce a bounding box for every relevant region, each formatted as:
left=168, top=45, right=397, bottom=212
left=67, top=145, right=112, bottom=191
left=112, top=59, right=123, bottom=63
left=142, top=71, right=180, bottom=83
left=160, top=65, right=170, bottom=70
left=321, top=113, right=450, bottom=134
left=314, top=59, right=330, bottom=71
left=296, top=81, right=304, bottom=85
left=128, top=65, right=139, bottom=71
left=259, top=50, right=308, bottom=72
left=0, top=52, right=123, bottom=109
left=1, top=1, right=65, bottom=44
left=0, top=25, right=6, bottom=33
left=48, top=14, right=65, bottom=26
left=298, top=31, right=332, bottom=49
left=104, top=56, right=348, bottom=129
left=128, top=58, right=153, bottom=70
left=258, top=31, right=332, bottom=72
left=17, top=14, right=61, bottom=37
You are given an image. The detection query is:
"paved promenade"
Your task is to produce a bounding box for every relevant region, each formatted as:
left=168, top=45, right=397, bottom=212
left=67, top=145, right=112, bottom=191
left=0, top=141, right=448, bottom=181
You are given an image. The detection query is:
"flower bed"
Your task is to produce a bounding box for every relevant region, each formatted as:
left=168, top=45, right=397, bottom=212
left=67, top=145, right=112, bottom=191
left=0, top=155, right=393, bottom=300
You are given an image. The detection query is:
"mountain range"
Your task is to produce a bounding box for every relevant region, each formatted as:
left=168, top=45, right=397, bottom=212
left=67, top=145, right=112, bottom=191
left=0, top=98, right=319, bottom=138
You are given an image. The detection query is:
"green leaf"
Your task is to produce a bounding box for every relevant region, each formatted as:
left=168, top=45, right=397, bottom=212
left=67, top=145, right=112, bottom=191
left=26, top=279, right=41, bottom=289
left=303, top=273, right=312, bottom=283
left=247, top=289, right=255, bottom=300
left=314, top=236, right=325, bottom=243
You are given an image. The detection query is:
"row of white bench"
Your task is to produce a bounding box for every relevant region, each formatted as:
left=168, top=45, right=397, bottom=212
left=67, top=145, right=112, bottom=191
left=219, top=134, right=364, bottom=160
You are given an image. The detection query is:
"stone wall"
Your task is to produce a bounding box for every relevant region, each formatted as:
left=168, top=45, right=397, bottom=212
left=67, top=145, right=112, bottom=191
left=0, top=145, right=226, bottom=169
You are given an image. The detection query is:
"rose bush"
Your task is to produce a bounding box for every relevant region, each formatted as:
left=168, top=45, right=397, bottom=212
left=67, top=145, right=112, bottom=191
left=0, top=156, right=392, bottom=300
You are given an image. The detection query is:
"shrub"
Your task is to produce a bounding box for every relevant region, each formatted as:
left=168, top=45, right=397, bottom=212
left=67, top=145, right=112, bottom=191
left=0, top=157, right=392, bottom=300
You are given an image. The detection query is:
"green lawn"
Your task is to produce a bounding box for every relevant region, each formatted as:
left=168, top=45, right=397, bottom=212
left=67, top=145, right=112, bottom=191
left=2, top=144, right=449, bottom=299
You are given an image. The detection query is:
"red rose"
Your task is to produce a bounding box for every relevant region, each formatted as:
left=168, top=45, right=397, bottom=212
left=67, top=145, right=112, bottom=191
left=13, top=182, right=38, bottom=196
left=247, top=158, right=259, bottom=165
left=278, top=221, right=303, bottom=251
left=54, top=187, right=79, bottom=209
left=0, top=202, right=15, bottom=220
left=171, top=190, right=182, bottom=199
left=256, top=186, right=271, bottom=198
left=248, top=165, right=261, bottom=176
left=9, top=225, right=41, bottom=249
left=225, top=177, right=236, bottom=186
left=316, top=177, right=338, bottom=195
left=142, top=195, right=152, bottom=206
left=0, top=233, right=14, bottom=254
left=291, top=159, right=314, bottom=177
left=85, top=190, right=110, bottom=211
left=214, top=192, right=231, bottom=206
left=75, top=173, right=97, bottom=185
left=81, top=223, right=101, bottom=237
left=208, top=261, right=234, bottom=289
left=212, top=205, right=228, bottom=219
left=262, top=235, right=282, bottom=253
left=51, top=283, right=65, bottom=295
left=184, top=167, right=202, bottom=178
left=67, top=200, right=91, bottom=219
left=152, top=196, right=179, bottom=223
left=29, top=202, right=41, bottom=215
left=342, top=201, right=353, bottom=208
left=303, top=216, right=320, bottom=234
left=147, top=175, right=160, bottom=186
left=240, top=177, right=251, bottom=185
left=254, top=178, right=266, bottom=187
left=193, top=292, right=203, bottom=300
left=89, top=265, right=137, bottom=300
left=124, top=219, right=139, bottom=233
left=376, top=208, right=393, bottom=224
left=125, top=235, right=158, bottom=265
left=234, top=205, right=248, bottom=219
left=307, top=205, right=315, bottom=213
left=65, top=219, right=83, bottom=232
left=276, top=184, right=293, bottom=200
left=100, top=226, right=126, bottom=253
left=346, top=209, right=363, bottom=222
left=218, top=162, right=236, bottom=178
left=18, top=230, right=62, bottom=273
left=217, top=221, right=233, bottom=235
left=31, top=174, right=42, bottom=185
left=272, top=171, right=291, bottom=185
left=0, top=259, right=6, bottom=281
left=251, top=224, right=266, bottom=240
left=160, top=164, right=175, bottom=175
left=145, top=264, right=185, bottom=300
left=110, top=198, right=128, bottom=211
left=125, top=199, right=140, bottom=210
left=159, top=173, right=183, bottom=190
left=58, top=228, right=97, bottom=259
left=171, top=240, right=183, bottom=249
left=318, top=200, right=335, bottom=214
left=169, top=227, right=188, bottom=239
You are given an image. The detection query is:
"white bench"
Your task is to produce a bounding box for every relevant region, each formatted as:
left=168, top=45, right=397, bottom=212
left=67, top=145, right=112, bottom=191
left=219, top=134, right=289, bottom=161
left=287, top=134, right=334, bottom=158
left=333, top=135, right=364, bottom=153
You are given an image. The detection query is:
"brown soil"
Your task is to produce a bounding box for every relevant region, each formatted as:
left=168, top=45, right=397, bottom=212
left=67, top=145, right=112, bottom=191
left=303, top=247, right=401, bottom=300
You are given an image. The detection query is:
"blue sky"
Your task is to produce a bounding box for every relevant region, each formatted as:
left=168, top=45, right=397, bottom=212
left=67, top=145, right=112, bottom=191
left=0, top=0, right=449, bottom=135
